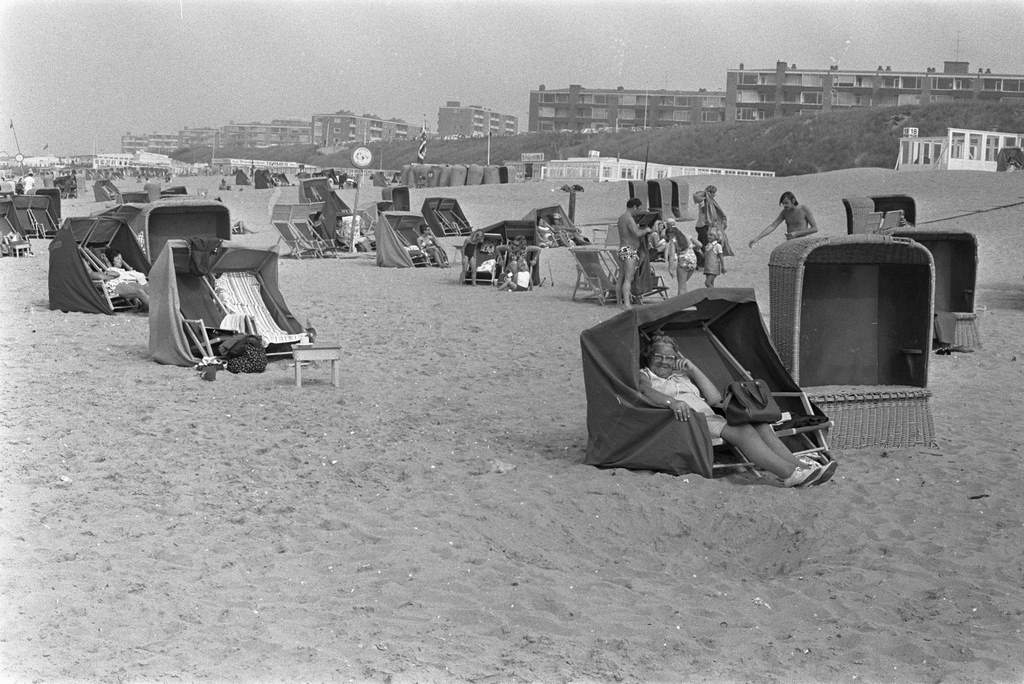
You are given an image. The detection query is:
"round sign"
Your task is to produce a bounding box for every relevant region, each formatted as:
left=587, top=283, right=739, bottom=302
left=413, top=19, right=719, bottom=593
left=352, top=147, right=372, bottom=168
left=15, top=153, right=24, bottom=163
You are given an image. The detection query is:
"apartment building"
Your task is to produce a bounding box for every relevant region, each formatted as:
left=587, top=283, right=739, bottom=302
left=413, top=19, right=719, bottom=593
left=220, top=119, right=312, bottom=148
left=527, top=84, right=726, bottom=133
left=179, top=127, right=220, bottom=148
left=311, top=112, right=410, bottom=149
left=726, top=60, right=1024, bottom=122
left=120, top=132, right=181, bottom=155
left=437, top=101, right=518, bottom=138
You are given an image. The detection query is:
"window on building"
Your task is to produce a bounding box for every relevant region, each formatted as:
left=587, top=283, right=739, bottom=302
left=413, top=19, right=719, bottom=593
left=881, top=76, right=898, bottom=88
left=673, top=110, right=691, bottom=122
left=578, top=94, right=592, bottom=104
left=576, top=107, right=592, bottom=118
left=982, top=78, right=1002, bottom=91
left=800, top=91, right=822, bottom=105
left=538, top=106, right=555, bottom=118
left=969, top=133, right=981, bottom=160
left=620, top=95, right=636, bottom=106
left=739, top=73, right=760, bottom=85
left=950, top=131, right=965, bottom=158
left=1003, top=79, right=1021, bottom=92
left=1004, top=136, right=1019, bottom=148
left=555, top=93, right=569, bottom=103
left=540, top=121, right=555, bottom=132
left=933, top=77, right=953, bottom=90
left=594, top=94, right=607, bottom=105
left=901, top=77, right=922, bottom=89
left=700, top=111, right=721, bottom=122
left=985, top=135, right=1000, bottom=161
left=618, top=109, right=635, bottom=120
left=737, top=108, right=759, bottom=121
left=539, top=93, right=555, bottom=103
left=702, top=96, right=724, bottom=107
left=592, top=108, right=608, bottom=120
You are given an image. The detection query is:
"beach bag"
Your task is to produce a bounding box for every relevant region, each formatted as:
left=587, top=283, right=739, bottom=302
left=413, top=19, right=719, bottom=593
left=219, top=334, right=268, bottom=374
left=721, top=379, right=781, bottom=425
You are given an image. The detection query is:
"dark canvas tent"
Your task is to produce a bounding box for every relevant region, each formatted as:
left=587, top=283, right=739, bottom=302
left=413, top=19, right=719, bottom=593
left=375, top=212, right=431, bottom=268
left=149, top=239, right=304, bottom=366
left=47, top=219, right=148, bottom=315
left=254, top=169, right=273, bottom=189
left=580, top=288, right=821, bottom=476
left=521, top=204, right=586, bottom=246
left=298, top=178, right=352, bottom=242
left=234, top=170, right=250, bottom=186
left=995, top=147, right=1024, bottom=171
left=93, top=179, right=121, bottom=203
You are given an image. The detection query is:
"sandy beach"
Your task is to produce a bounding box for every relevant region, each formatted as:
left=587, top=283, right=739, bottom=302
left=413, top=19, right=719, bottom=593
left=2, top=168, right=1023, bottom=682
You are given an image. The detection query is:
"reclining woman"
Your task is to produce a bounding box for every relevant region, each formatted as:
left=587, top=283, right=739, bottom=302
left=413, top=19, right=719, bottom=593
left=638, top=334, right=836, bottom=487
left=91, top=248, right=150, bottom=310
left=416, top=225, right=449, bottom=267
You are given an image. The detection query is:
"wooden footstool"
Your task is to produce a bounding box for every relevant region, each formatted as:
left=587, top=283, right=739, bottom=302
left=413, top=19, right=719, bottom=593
left=292, top=345, right=341, bottom=388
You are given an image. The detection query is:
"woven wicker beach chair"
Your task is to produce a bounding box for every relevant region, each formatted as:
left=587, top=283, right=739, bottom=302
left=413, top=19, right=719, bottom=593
left=768, top=234, right=936, bottom=449
left=893, top=229, right=980, bottom=350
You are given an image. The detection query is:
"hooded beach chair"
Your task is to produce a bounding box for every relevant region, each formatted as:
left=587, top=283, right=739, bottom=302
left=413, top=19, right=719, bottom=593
left=843, top=194, right=916, bottom=234
left=769, top=235, right=935, bottom=449
left=422, top=197, right=472, bottom=236
left=375, top=212, right=432, bottom=268
left=580, top=288, right=830, bottom=477
left=893, top=229, right=980, bottom=350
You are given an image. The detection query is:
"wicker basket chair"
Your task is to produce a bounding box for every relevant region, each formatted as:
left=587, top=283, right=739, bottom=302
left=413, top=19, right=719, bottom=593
left=893, top=230, right=980, bottom=350
left=768, top=235, right=936, bottom=449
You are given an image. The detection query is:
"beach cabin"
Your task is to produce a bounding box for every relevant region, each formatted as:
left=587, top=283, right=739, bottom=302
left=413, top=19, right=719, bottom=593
left=896, top=126, right=1024, bottom=172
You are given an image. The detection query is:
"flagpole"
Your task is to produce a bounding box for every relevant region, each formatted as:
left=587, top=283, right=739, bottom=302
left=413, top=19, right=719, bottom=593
left=9, top=120, right=23, bottom=172
left=486, top=129, right=491, bottom=166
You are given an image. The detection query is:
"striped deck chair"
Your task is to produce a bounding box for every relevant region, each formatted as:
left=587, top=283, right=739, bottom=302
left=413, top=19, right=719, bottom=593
left=214, top=271, right=308, bottom=346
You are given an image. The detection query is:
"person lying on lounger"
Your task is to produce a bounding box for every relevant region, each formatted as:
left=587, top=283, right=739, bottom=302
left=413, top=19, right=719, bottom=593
left=91, top=248, right=149, bottom=310
left=638, top=334, right=836, bottom=488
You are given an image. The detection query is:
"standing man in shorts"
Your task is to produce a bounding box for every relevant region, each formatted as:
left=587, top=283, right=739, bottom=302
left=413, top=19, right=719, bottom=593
left=616, top=198, right=652, bottom=308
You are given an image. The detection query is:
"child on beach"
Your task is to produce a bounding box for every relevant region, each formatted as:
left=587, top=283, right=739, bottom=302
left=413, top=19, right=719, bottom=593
left=702, top=227, right=725, bottom=287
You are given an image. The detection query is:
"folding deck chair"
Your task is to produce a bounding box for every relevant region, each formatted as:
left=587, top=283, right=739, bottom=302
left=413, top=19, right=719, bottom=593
left=214, top=271, right=309, bottom=349
left=79, top=246, right=142, bottom=312
left=291, top=219, right=335, bottom=257
left=272, top=220, right=321, bottom=258
left=2, top=231, right=32, bottom=257
left=569, top=246, right=620, bottom=305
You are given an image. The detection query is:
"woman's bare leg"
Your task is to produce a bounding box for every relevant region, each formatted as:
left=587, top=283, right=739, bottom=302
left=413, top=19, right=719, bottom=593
left=721, top=424, right=794, bottom=479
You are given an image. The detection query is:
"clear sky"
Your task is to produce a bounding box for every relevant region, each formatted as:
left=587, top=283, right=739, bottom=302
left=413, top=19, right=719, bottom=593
left=1, top=0, right=1021, bottom=155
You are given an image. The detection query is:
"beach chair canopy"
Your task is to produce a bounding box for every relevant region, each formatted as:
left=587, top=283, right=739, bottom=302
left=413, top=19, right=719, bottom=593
left=0, top=199, right=25, bottom=236
left=93, top=179, right=121, bottom=203
left=769, top=235, right=934, bottom=387
left=234, top=170, right=250, bottom=185
left=149, top=239, right=304, bottom=366
left=375, top=211, right=430, bottom=268
left=138, top=199, right=232, bottom=262
left=160, top=186, right=188, bottom=197
left=422, top=196, right=471, bottom=236
left=843, top=194, right=916, bottom=234
left=120, top=191, right=150, bottom=203
left=381, top=185, right=410, bottom=212
left=13, top=195, right=58, bottom=237
left=580, top=288, right=816, bottom=476
left=253, top=169, right=273, bottom=189
left=32, top=187, right=62, bottom=224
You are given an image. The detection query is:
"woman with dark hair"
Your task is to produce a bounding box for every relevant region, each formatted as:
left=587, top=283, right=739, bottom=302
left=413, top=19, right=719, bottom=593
left=749, top=191, right=819, bottom=248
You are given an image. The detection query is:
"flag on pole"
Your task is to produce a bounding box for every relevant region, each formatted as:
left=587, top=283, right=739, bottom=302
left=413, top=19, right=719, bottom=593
left=42, top=143, right=48, bottom=150
left=8, top=120, right=12, bottom=129
left=417, top=127, right=427, bottom=163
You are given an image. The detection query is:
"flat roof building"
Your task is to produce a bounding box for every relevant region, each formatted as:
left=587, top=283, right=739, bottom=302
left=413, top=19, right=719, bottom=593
left=437, top=101, right=518, bottom=139
left=726, top=60, right=1024, bottom=123
left=220, top=119, right=312, bottom=149
left=311, top=112, right=410, bottom=151
left=528, top=84, right=726, bottom=133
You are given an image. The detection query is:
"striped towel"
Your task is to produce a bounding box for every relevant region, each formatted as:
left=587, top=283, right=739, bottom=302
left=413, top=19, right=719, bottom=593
left=215, top=272, right=308, bottom=346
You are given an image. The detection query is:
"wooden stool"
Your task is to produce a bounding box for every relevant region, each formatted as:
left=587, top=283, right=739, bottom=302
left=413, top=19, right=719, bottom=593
left=292, top=345, right=341, bottom=388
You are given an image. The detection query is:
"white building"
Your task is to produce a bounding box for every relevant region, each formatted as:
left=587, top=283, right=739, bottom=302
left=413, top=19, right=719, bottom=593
left=541, top=152, right=774, bottom=182
left=896, top=126, right=1024, bottom=171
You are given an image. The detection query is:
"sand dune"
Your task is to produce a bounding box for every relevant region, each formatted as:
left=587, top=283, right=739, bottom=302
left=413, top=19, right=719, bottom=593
left=1, top=168, right=1023, bottom=682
